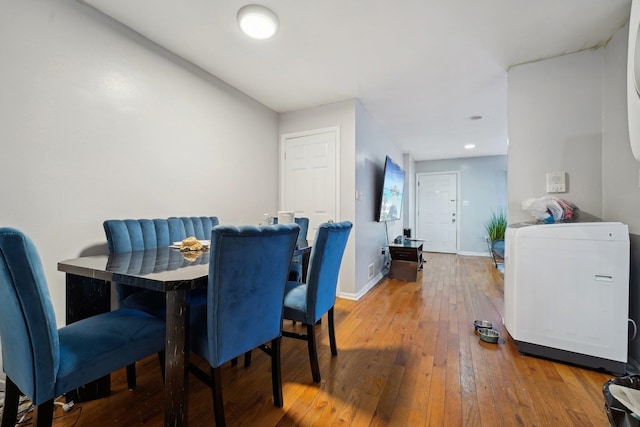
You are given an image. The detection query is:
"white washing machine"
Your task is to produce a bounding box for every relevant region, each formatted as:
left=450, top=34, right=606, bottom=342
left=504, top=221, right=630, bottom=374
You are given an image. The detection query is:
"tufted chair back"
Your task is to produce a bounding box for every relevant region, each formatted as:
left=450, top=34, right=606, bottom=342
left=195, top=223, right=300, bottom=366
left=104, top=217, right=219, bottom=254
left=0, top=227, right=59, bottom=405
left=272, top=216, right=309, bottom=239
left=175, top=216, right=218, bottom=240
left=301, top=221, right=352, bottom=323
left=187, top=223, right=300, bottom=426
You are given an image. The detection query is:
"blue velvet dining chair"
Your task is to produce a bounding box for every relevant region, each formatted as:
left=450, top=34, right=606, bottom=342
left=103, top=216, right=218, bottom=388
left=282, top=221, right=352, bottom=382
left=188, top=224, right=300, bottom=427
left=272, top=217, right=309, bottom=282
left=0, top=228, right=166, bottom=427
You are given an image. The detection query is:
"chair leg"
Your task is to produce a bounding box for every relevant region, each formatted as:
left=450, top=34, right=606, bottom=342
left=244, top=350, right=252, bottom=367
left=1, top=377, right=20, bottom=427
left=157, top=351, right=166, bottom=382
left=231, top=357, right=239, bottom=366
left=328, top=307, right=338, bottom=356
left=306, top=323, right=321, bottom=382
left=126, top=363, right=136, bottom=390
left=211, top=366, right=226, bottom=427
left=33, top=399, right=54, bottom=427
left=270, top=337, right=283, bottom=407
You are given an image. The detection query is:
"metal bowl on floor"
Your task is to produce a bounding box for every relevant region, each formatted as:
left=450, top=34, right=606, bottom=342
left=477, top=328, right=500, bottom=344
left=473, top=319, right=493, bottom=331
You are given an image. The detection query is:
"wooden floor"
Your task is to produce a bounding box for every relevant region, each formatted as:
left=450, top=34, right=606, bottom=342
left=45, top=253, right=613, bottom=426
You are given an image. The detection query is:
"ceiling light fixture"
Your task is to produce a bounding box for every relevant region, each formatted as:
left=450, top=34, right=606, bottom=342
left=464, top=144, right=476, bottom=150
left=237, top=4, right=279, bottom=40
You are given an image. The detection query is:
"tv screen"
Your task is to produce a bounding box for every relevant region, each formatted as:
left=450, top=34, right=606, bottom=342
left=377, top=156, right=405, bottom=222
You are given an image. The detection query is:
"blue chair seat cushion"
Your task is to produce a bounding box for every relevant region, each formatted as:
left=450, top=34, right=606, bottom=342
left=120, top=288, right=207, bottom=319
left=283, top=281, right=308, bottom=323
left=55, top=308, right=166, bottom=396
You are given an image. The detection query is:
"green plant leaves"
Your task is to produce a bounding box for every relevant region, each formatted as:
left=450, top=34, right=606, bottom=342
left=484, top=209, right=507, bottom=242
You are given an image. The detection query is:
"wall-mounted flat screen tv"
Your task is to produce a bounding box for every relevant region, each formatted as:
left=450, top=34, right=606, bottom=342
left=376, top=155, right=405, bottom=222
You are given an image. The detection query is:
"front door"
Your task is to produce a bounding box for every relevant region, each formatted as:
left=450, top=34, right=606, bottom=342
left=416, top=172, right=458, bottom=253
left=280, top=128, right=338, bottom=240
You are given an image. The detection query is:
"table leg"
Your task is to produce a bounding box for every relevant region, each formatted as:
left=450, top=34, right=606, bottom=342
left=65, top=274, right=111, bottom=401
left=164, top=289, right=189, bottom=427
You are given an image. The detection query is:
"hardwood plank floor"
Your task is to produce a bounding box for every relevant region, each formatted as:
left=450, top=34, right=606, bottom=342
left=43, top=253, right=613, bottom=426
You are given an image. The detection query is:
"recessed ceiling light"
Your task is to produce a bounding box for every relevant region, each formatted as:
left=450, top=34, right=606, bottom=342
left=469, top=115, right=483, bottom=120
left=464, top=144, right=476, bottom=150
left=237, top=5, right=279, bottom=40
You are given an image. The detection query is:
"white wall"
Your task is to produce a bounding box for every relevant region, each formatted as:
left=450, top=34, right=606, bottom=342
left=603, top=23, right=640, bottom=231
left=278, top=100, right=357, bottom=296
left=0, top=0, right=280, bottom=327
left=354, top=102, right=404, bottom=297
left=508, top=49, right=604, bottom=224
left=414, top=155, right=507, bottom=254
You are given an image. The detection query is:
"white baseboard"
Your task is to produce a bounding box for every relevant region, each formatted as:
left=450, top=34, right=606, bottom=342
left=457, top=251, right=491, bottom=257
left=338, top=273, right=384, bottom=300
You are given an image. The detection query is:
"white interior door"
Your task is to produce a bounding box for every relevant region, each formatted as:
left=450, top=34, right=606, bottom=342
left=281, top=128, right=338, bottom=240
left=416, top=172, right=458, bottom=253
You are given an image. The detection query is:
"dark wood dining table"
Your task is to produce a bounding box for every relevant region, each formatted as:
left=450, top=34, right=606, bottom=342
left=58, top=240, right=310, bottom=427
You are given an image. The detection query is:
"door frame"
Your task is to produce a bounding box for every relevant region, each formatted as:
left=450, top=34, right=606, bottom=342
left=279, top=126, right=341, bottom=224
left=415, top=171, right=460, bottom=253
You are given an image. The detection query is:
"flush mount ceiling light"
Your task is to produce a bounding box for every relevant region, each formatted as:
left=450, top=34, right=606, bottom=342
left=237, top=4, right=279, bottom=40
left=464, top=144, right=476, bottom=150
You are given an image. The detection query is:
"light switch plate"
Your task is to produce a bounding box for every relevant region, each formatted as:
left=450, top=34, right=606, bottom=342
left=546, top=172, right=566, bottom=193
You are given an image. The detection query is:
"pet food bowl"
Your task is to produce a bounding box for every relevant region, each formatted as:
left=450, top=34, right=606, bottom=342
left=473, top=320, right=493, bottom=331
left=477, top=328, right=500, bottom=344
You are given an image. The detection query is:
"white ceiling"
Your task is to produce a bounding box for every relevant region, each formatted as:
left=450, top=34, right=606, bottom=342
left=80, top=0, right=631, bottom=161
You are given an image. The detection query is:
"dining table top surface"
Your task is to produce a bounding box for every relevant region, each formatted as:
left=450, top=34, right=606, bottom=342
left=58, top=239, right=311, bottom=291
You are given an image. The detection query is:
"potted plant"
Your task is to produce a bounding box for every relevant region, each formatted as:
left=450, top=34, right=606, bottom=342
left=484, top=209, right=507, bottom=243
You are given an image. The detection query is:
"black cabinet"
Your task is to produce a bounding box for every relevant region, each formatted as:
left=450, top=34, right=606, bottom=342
left=388, top=241, right=423, bottom=281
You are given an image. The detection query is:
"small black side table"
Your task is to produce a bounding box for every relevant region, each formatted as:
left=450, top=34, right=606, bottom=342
left=388, top=241, right=423, bottom=281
